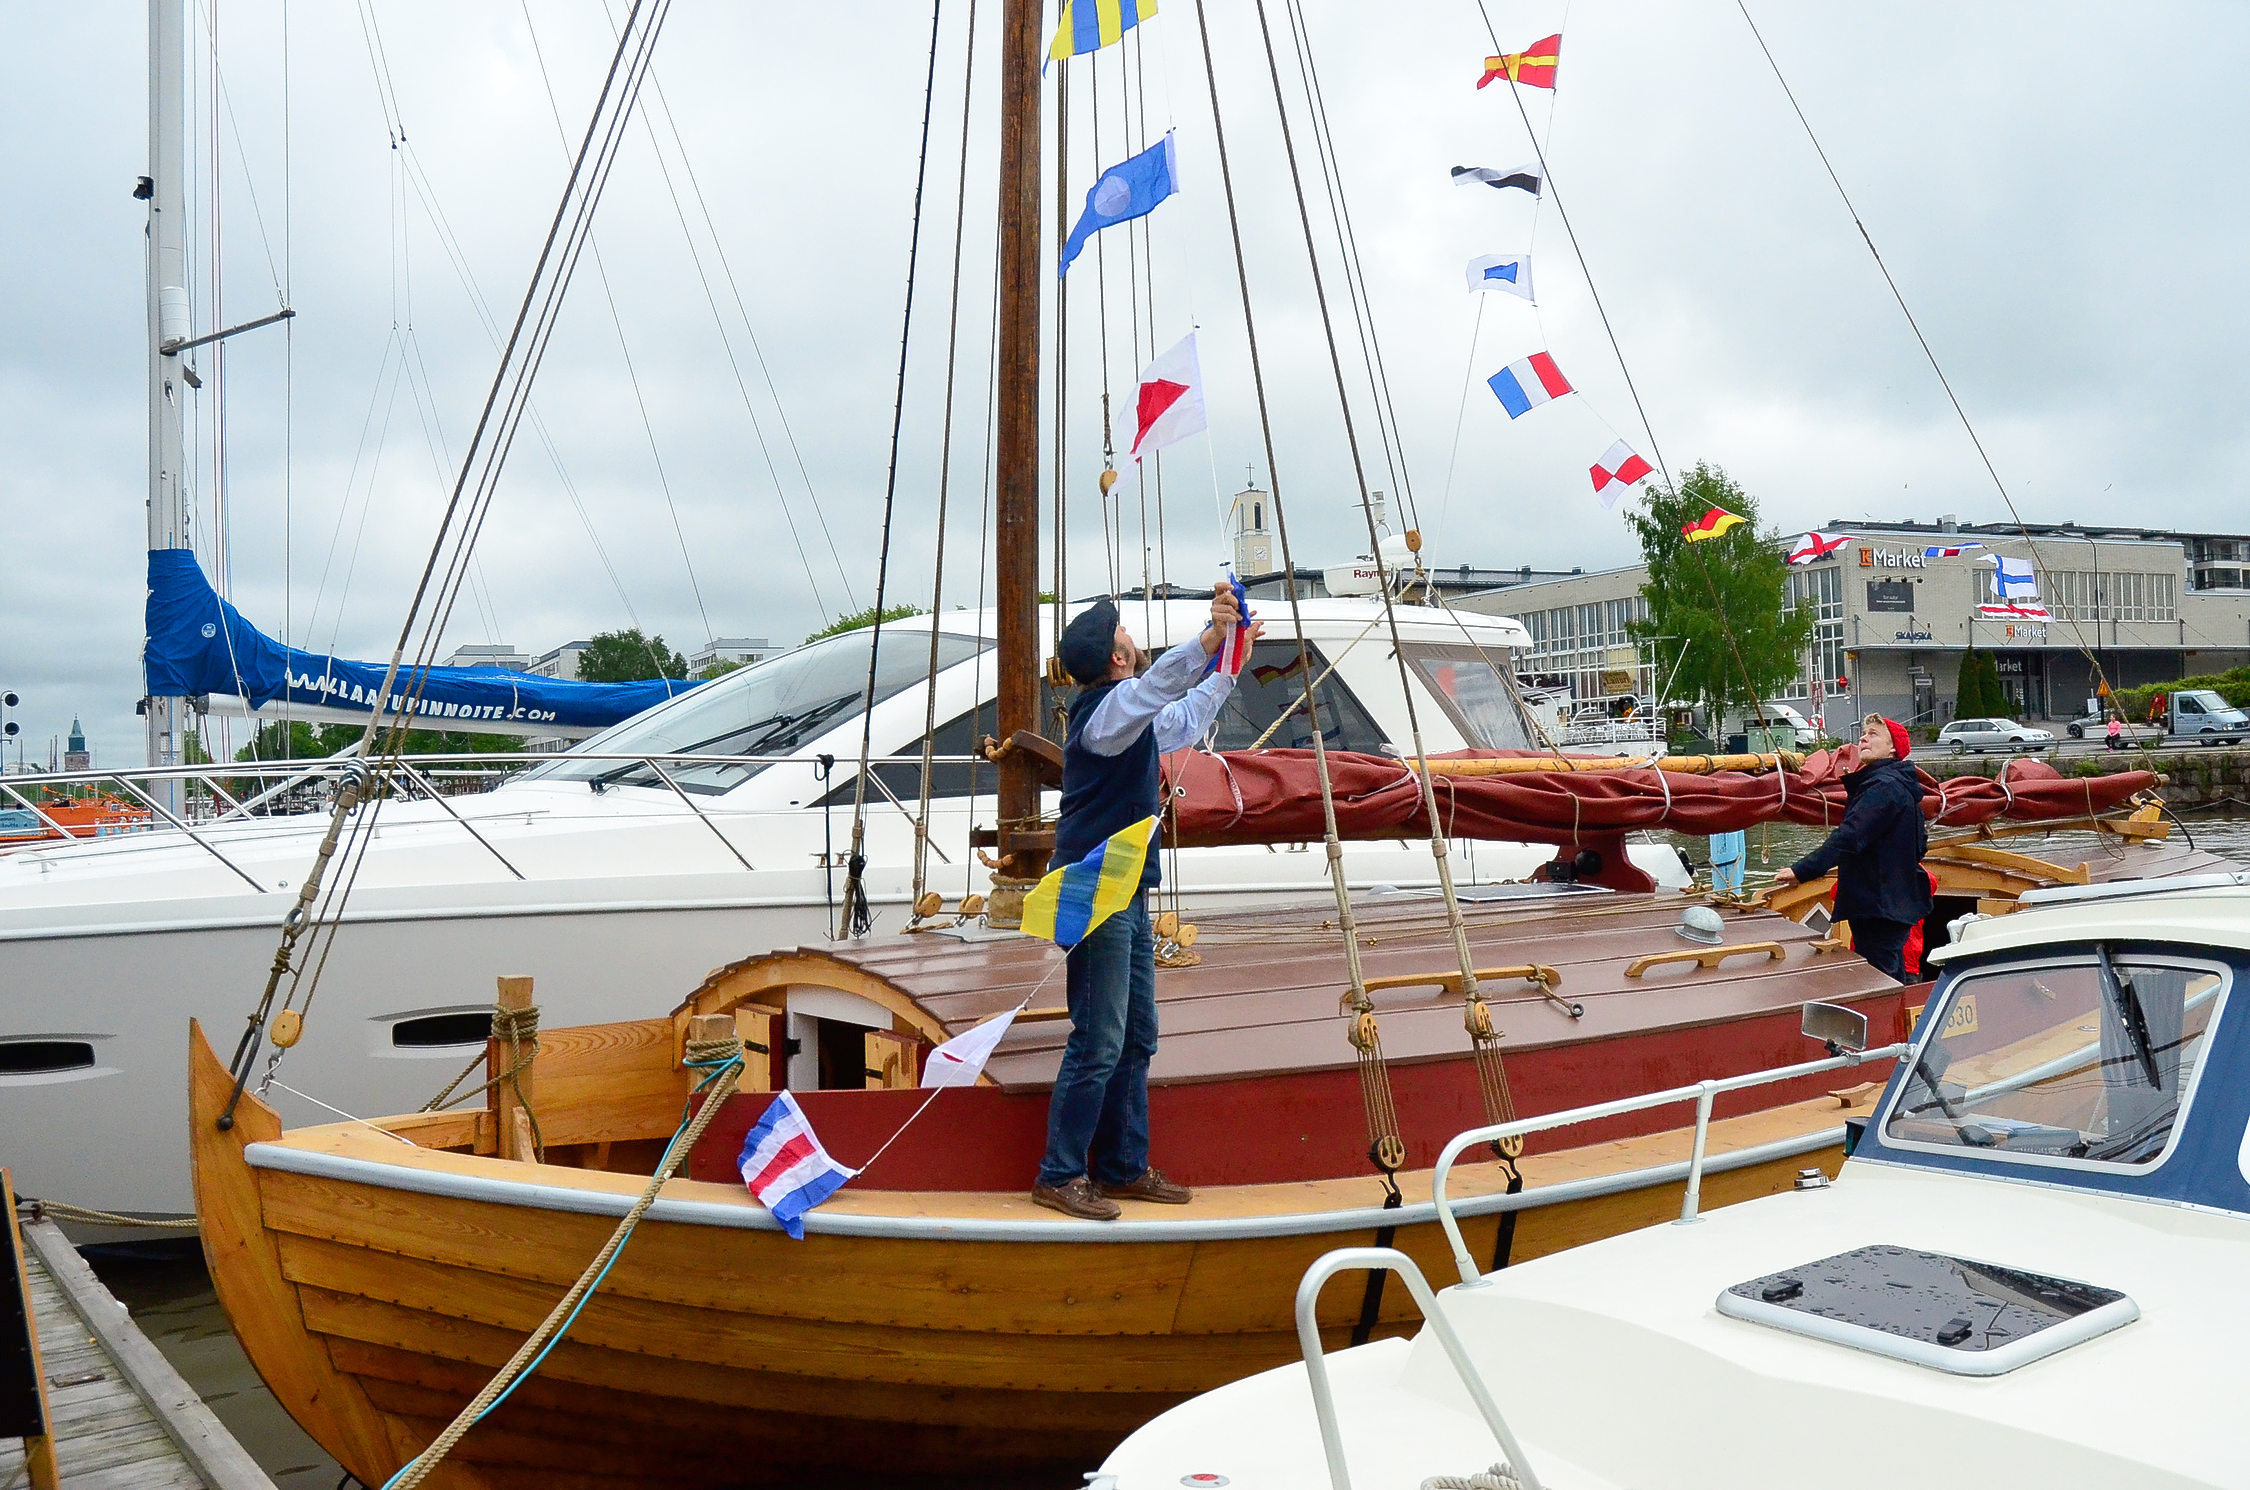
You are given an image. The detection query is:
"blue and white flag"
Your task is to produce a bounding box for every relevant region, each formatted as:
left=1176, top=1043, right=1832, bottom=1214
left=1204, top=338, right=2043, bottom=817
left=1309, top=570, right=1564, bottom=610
left=1992, top=554, right=2039, bottom=599
left=1466, top=253, right=1534, bottom=301
left=1061, top=132, right=1179, bottom=277
left=737, top=1092, right=857, bottom=1239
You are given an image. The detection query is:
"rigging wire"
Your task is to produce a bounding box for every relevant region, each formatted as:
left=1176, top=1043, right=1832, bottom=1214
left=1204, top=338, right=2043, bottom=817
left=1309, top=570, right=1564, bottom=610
left=521, top=4, right=714, bottom=649
left=223, top=2, right=677, bottom=1124
left=1251, top=0, right=1491, bottom=1010
left=629, top=12, right=860, bottom=617
left=1731, top=0, right=2114, bottom=697
left=913, top=0, right=982, bottom=904
left=1278, top=0, right=1414, bottom=530
left=837, top=0, right=948, bottom=940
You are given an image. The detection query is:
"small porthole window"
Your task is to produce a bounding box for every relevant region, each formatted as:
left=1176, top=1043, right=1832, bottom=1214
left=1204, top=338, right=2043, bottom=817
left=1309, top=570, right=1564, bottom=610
left=0, top=1041, right=97, bottom=1075
left=391, top=1013, right=492, bottom=1049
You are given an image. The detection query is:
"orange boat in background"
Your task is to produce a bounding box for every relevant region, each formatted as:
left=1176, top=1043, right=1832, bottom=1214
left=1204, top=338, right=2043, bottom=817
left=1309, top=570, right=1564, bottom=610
left=0, top=794, right=153, bottom=848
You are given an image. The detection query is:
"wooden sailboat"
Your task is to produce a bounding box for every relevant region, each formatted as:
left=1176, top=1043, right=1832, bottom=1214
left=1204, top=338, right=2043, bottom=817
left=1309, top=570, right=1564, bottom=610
left=184, top=828, right=2236, bottom=1486
left=185, top=2, right=2227, bottom=1484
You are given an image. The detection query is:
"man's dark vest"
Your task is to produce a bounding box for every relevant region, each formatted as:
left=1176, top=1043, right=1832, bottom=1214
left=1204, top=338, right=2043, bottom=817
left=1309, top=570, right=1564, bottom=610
left=1052, top=681, right=1163, bottom=890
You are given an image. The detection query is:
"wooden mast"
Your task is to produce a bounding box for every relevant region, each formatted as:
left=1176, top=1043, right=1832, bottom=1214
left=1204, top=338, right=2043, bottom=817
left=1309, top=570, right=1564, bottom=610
left=991, top=0, right=1046, bottom=891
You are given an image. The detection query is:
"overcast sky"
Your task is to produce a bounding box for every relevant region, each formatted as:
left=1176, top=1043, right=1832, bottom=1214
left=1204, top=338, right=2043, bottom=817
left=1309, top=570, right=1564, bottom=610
left=6, top=2, right=2248, bottom=767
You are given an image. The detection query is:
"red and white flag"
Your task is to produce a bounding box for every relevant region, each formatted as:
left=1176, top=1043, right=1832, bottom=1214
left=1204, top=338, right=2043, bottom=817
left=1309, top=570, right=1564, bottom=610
left=737, top=1092, right=857, bottom=1239
left=1977, top=601, right=2052, bottom=621
left=1130, top=331, right=1207, bottom=457
left=1588, top=440, right=1652, bottom=505
left=1788, top=532, right=1853, bottom=566
left=921, top=1005, right=1022, bottom=1089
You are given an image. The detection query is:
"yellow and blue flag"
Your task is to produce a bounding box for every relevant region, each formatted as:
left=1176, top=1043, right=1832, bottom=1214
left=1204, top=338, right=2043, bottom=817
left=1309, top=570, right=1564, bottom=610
left=1021, top=816, right=1155, bottom=948
left=1049, top=0, right=1155, bottom=62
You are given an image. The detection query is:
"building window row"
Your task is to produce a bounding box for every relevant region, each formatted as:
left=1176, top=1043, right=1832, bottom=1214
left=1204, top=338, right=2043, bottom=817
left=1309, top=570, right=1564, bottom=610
left=1979, top=568, right=2176, bottom=623
left=1783, top=566, right=1846, bottom=701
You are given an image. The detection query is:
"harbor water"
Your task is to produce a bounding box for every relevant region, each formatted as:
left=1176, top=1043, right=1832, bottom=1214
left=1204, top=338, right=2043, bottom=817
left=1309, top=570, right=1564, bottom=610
left=83, top=813, right=2249, bottom=1488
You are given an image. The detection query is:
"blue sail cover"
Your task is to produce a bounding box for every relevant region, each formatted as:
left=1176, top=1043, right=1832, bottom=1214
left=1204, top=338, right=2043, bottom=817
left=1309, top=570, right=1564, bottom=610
left=143, top=548, right=697, bottom=730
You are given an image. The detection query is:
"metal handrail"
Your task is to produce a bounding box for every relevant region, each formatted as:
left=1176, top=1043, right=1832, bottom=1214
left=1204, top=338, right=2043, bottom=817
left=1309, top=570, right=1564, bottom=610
left=1295, top=1247, right=1543, bottom=1490
left=1432, top=1041, right=1910, bottom=1287
left=1, top=750, right=996, bottom=886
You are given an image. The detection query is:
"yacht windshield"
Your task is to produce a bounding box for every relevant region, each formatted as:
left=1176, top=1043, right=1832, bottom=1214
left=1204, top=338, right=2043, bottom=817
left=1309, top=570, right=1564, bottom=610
left=1884, top=953, right=2227, bottom=1169
left=526, top=629, right=988, bottom=794
left=1399, top=644, right=1538, bottom=750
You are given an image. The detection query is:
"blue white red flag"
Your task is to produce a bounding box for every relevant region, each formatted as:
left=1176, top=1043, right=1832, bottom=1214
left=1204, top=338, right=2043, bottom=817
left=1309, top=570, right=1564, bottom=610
left=1486, top=352, right=1571, bottom=418
left=737, top=1092, right=857, bottom=1239
left=1925, top=542, right=1984, bottom=558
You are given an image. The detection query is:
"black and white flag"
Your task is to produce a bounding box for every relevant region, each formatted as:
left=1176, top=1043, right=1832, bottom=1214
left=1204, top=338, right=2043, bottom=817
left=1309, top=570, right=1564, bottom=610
left=1451, top=163, right=1542, bottom=196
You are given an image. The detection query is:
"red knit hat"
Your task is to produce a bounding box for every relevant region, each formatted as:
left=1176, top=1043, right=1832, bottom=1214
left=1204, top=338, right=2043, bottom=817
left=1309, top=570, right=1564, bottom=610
left=1866, top=713, right=1911, bottom=760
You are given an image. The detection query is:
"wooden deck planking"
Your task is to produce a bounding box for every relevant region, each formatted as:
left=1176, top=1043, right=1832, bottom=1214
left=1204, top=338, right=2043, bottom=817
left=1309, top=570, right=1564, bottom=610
left=0, top=1219, right=274, bottom=1490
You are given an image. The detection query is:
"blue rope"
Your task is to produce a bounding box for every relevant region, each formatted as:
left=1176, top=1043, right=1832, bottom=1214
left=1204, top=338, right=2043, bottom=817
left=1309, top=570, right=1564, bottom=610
left=377, top=1054, right=740, bottom=1489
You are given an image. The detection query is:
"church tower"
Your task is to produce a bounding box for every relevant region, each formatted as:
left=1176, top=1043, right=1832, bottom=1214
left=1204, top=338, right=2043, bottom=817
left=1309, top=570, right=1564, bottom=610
left=64, top=717, right=90, bottom=772
left=1227, top=483, right=1275, bottom=576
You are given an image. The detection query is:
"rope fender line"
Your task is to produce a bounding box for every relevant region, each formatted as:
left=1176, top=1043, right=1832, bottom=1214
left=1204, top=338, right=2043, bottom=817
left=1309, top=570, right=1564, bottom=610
left=380, top=1036, right=746, bottom=1490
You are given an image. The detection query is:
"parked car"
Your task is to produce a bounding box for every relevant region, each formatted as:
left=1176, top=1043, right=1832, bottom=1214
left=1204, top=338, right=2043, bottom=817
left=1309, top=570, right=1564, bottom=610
left=2064, top=710, right=2160, bottom=742
left=1937, top=716, right=2055, bottom=752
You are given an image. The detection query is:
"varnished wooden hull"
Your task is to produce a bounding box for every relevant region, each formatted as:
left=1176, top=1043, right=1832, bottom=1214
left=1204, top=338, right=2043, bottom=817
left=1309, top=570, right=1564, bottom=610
left=190, top=1024, right=1865, bottom=1486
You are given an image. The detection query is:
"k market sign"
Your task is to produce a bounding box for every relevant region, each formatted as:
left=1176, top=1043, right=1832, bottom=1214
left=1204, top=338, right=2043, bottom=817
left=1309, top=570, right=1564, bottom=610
left=1859, top=546, right=1926, bottom=570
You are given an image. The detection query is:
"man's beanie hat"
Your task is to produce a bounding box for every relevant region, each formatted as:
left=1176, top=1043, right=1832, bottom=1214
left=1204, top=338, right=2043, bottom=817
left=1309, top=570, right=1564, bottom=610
left=1059, top=599, right=1122, bottom=685
left=1866, top=712, right=1911, bottom=759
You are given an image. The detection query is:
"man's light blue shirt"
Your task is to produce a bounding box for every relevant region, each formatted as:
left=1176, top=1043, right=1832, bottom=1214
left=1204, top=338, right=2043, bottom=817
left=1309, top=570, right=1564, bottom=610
left=1081, top=634, right=1239, bottom=757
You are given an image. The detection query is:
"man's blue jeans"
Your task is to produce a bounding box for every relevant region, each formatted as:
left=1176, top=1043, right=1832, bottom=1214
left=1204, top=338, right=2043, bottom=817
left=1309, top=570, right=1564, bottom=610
left=1036, top=891, right=1157, bottom=1188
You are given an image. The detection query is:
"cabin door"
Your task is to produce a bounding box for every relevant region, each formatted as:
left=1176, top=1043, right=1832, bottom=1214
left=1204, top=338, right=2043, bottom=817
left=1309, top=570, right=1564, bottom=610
left=784, top=988, right=896, bottom=1091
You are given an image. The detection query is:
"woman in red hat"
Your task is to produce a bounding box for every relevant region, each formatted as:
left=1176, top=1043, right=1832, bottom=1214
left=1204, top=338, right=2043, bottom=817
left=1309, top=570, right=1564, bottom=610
left=1772, top=713, right=1932, bottom=982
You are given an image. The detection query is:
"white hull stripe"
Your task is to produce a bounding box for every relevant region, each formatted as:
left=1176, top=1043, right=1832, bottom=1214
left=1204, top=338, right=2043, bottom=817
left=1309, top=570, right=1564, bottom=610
left=243, top=1125, right=1842, bottom=1244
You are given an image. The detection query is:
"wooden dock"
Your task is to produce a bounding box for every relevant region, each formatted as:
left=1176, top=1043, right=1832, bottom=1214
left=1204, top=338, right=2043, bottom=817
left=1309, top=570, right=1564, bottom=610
left=3, top=1195, right=274, bottom=1490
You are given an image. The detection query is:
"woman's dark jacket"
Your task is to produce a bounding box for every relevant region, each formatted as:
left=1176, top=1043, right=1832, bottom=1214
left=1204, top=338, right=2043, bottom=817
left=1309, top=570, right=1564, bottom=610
left=1788, top=757, right=1933, bottom=927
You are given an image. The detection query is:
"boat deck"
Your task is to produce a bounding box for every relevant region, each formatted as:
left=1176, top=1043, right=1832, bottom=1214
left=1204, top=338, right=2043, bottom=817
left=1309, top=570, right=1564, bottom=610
left=0, top=1216, right=273, bottom=1490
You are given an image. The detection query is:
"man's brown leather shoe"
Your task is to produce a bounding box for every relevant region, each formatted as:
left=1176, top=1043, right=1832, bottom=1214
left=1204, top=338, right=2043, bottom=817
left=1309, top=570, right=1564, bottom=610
left=1099, top=1168, right=1192, bottom=1205
left=1031, top=1176, right=1121, bottom=1220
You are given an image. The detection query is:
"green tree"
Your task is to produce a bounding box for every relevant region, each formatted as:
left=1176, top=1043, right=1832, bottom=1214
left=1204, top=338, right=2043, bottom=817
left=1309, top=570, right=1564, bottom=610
left=235, top=720, right=335, bottom=762
left=1625, top=463, right=1814, bottom=724
left=576, top=628, right=690, bottom=683
left=696, top=659, right=748, bottom=680
left=1954, top=650, right=1990, bottom=719
left=804, top=603, right=924, bottom=645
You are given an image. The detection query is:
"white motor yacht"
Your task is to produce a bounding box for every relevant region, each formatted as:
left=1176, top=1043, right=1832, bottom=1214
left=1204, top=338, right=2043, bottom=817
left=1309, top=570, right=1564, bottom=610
left=0, top=598, right=1687, bottom=1218
left=1098, top=873, right=2250, bottom=1489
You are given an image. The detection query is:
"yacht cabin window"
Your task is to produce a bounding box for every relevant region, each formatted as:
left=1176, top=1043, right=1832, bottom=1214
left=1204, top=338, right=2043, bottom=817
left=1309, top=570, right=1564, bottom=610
left=1883, top=953, right=2228, bottom=1171
left=1206, top=642, right=1386, bottom=754
left=1399, top=644, right=1540, bottom=750
left=527, top=630, right=989, bottom=795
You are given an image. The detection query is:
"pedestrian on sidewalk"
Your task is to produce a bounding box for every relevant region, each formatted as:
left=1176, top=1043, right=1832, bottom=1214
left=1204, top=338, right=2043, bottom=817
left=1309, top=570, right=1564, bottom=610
left=1771, top=714, right=1931, bottom=982
left=2106, top=714, right=2124, bottom=751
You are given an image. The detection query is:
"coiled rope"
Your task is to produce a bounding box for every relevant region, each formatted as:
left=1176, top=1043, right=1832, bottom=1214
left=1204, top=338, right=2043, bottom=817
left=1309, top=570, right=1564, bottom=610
left=378, top=1033, right=744, bottom=1490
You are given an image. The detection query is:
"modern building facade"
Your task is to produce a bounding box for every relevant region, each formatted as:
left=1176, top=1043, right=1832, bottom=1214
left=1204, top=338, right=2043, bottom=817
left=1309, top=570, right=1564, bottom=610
left=689, top=637, right=769, bottom=675
left=1458, top=515, right=2250, bottom=727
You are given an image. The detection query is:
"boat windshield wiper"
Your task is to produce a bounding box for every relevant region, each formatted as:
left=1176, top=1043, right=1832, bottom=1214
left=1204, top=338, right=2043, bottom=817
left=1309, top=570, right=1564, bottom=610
left=2095, top=943, right=2162, bottom=1091
left=586, top=711, right=804, bottom=789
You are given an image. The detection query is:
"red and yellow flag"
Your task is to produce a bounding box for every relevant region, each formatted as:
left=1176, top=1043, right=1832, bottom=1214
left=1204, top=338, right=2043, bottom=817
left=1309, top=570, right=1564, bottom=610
left=1478, top=33, right=1561, bottom=90
left=1681, top=507, right=1747, bottom=543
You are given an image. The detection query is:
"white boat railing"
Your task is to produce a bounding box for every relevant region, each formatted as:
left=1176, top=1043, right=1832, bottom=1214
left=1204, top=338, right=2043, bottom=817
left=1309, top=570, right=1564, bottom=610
left=1431, top=1041, right=1910, bottom=1288
left=0, top=751, right=987, bottom=890
left=1294, top=1246, right=1543, bottom=1490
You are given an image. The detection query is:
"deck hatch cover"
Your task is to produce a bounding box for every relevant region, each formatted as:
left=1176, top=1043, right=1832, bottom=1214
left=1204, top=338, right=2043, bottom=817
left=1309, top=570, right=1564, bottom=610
left=1715, top=1243, right=2138, bottom=1376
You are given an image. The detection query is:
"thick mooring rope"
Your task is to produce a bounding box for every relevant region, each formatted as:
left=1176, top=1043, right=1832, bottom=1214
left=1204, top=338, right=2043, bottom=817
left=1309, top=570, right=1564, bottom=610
left=380, top=1036, right=744, bottom=1490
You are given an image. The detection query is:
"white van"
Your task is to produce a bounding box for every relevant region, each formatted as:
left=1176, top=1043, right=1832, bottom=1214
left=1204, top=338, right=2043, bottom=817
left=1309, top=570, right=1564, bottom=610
left=1726, top=703, right=1820, bottom=747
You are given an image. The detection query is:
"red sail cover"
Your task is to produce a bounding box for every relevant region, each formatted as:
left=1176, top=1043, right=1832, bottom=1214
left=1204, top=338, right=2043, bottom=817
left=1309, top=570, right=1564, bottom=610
left=1162, top=747, right=2157, bottom=848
